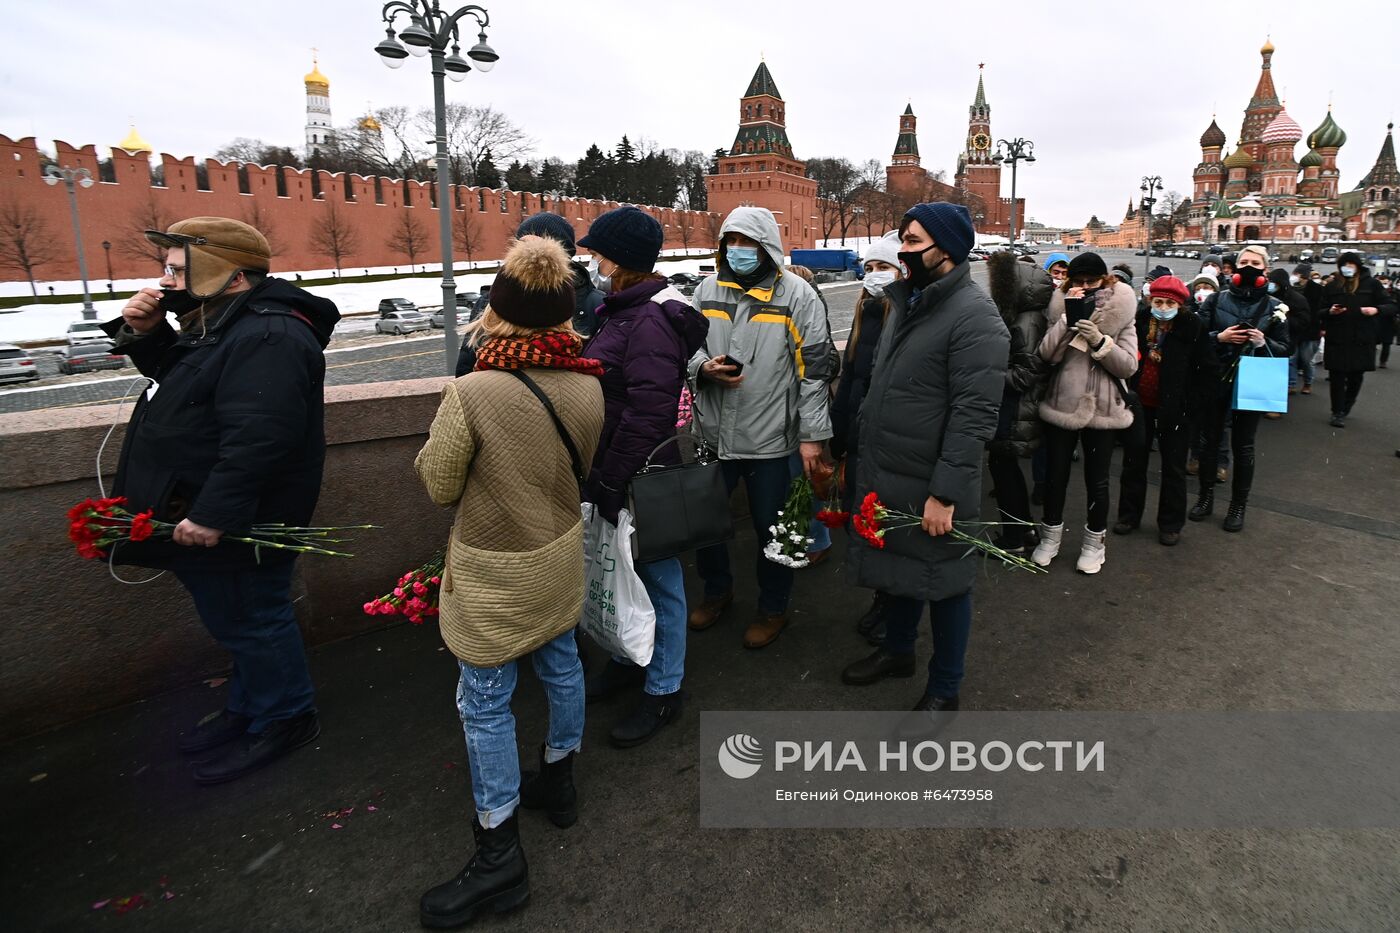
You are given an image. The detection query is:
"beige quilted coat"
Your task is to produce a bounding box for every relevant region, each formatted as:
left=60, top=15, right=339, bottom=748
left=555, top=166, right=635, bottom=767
left=415, top=368, right=603, bottom=667
left=1036, top=280, right=1140, bottom=431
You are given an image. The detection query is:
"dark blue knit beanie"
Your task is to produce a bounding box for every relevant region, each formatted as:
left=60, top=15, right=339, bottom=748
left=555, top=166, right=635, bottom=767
left=516, top=212, right=577, bottom=255
left=902, top=202, right=976, bottom=264
left=578, top=206, right=664, bottom=272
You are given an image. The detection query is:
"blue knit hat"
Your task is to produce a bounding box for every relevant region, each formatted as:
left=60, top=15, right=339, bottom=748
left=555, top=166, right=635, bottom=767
left=1043, top=251, right=1070, bottom=271
left=578, top=206, right=664, bottom=272
left=516, top=212, right=577, bottom=255
left=901, top=202, right=976, bottom=264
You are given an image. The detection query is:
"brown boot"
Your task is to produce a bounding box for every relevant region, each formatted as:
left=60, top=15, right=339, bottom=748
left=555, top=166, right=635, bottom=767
left=743, top=612, right=788, bottom=649
left=687, top=592, right=732, bottom=631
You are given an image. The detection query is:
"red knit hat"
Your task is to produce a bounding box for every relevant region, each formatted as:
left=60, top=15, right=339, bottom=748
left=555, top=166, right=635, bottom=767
left=1148, top=275, right=1189, bottom=306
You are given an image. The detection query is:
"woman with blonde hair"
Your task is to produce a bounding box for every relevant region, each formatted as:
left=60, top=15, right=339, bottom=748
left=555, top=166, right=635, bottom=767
left=415, top=235, right=604, bottom=927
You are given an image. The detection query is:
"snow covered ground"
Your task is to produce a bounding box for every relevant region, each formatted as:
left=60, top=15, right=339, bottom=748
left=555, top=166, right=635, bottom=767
left=0, top=255, right=723, bottom=343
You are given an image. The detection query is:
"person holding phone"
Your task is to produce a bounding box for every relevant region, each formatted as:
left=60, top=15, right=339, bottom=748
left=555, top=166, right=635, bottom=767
left=1189, top=245, right=1289, bottom=532
left=1031, top=252, right=1139, bottom=574
left=1320, top=252, right=1396, bottom=426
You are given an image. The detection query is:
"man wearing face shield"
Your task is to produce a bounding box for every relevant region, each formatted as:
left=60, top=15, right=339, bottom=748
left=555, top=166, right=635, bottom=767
left=101, top=216, right=342, bottom=784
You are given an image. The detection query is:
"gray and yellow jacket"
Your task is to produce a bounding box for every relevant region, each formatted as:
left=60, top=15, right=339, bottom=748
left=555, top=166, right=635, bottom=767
left=687, top=207, right=834, bottom=459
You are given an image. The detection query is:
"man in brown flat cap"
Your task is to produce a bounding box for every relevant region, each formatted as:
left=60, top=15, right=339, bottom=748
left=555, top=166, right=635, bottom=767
left=102, top=216, right=342, bottom=784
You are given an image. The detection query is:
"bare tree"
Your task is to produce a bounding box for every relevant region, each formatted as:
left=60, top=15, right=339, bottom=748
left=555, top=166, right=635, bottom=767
left=238, top=199, right=283, bottom=257
left=310, top=200, right=360, bottom=274
left=0, top=200, right=64, bottom=298
left=387, top=209, right=431, bottom=272
left=676, top=211, right=697, bottom=251
left=119, top=196, right=173, bottom=269
left=425, top=104, right=534, bottom=186
left=453, top=210, right=482, bottom=265
left=704, top=212, right=724, bottom=249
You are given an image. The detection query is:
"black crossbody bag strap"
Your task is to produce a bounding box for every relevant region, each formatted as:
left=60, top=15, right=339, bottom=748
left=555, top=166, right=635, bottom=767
left=508, top=369, right=586, bottom=493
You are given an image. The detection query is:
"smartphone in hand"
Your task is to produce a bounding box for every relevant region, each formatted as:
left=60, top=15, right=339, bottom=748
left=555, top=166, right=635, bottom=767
left=721, top=355, right=745, bottom=375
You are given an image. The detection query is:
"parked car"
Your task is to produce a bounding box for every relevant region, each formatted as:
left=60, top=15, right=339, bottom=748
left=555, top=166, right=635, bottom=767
left=1319, top=247, right=1340, bottom=263
left=1134, top=249, right=1148, bottom=256
left=431, top=304, right=471, bottom=329
left=1186, top=250, right=1201, bottom=260
left=1208, top=244, right=1226, bottom=254
left=0, top=344, right=39, bottom=383
left=66, top=321, right=109, bottom=345
left=1386, top=257, right=1400, bottom=269
left=377, top=298, right=418, bottom=317
left=375, top=311, right=432, bottom=335
left=1299, top=249, right=1315, bottom=262
left=57, top=342, right=126, bottom=375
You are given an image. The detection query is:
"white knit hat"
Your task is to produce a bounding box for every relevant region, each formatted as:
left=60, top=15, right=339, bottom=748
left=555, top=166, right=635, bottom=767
left=862, top=232, right=901, bottom=270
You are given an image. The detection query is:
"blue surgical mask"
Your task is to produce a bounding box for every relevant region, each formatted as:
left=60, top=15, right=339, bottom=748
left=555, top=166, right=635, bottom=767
left=1340, top=266, right=1357, bottom=278
left=588, top=257, right=611, bottom=292
left=1267, top=282, right=1278, bottom=294
left=1150, top=307, right=1179, bottom=321
left=727, top=246, right=761, bottom=275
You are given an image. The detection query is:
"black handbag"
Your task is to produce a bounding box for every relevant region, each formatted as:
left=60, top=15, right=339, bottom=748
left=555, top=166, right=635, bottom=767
left=627, top=433, right=734, bottom=563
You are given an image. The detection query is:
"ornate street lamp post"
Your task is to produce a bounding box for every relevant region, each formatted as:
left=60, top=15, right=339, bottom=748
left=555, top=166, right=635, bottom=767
left=375, top=1, right=498, bottom=374
left=1140, top=175, right=1163, bottom=278
left=43, top=165, right=97, bottom=320
left=992, top=137, right=1035, bottom=246
left=101, top=239, right=114, bottom=293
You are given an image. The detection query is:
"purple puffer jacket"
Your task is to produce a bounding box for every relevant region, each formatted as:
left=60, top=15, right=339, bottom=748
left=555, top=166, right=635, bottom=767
left=583, top=278, right=709, bottom=521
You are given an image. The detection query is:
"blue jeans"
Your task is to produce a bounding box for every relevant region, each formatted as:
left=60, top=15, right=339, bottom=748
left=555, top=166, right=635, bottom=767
left=1291, top=339, right=1319, bottom=388
left=456, top=629, right=584, bottom=828
left=696, top=456, right=794, bottom=614
left=880, top=591, right=974, bottom=699
left=613, top=557, right=687, bottom=696
left=790, top=452, right=830, bottom=552
left=174, top=561, right=315, bottom=733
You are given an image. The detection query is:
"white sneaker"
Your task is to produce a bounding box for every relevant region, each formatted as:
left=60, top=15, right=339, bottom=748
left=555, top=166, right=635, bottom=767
left=1031, top=523, right=1063, bottom=567
left=1076, top=526, right=1107, bottom=575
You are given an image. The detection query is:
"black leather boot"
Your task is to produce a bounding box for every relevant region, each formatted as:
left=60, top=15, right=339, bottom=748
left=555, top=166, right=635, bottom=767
left=190, top=711, right=319, bottom=785
left=854, top=593, right=887, bottom=646
left=841, top=648, right=915, bottom=686
left=893, top=694, right=961, bottom=740
left=1223, top=500, right=1247, bottom=533
left=585, top=659, right=645, bottom=703
left=1188, top=487, right=1214, bottom=522
left=178, top=708, right=251, bottom=754
left=519, top=746, right=577, bottom=828
left=420, top=814, right=529, bottom=928
left=609, top=691, right=683, bottom=749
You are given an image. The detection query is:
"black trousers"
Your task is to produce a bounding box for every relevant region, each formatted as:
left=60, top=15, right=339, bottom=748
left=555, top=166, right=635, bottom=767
left=1198, top=398, right=1261, bottom=502
left=988, top=447, right=1034, bottom=544
left=1041, top=424, right=1116, bottom=533
left=1117, top=406, right=1190, bottom=533
left=1328, top=371, right=1365, bottom=415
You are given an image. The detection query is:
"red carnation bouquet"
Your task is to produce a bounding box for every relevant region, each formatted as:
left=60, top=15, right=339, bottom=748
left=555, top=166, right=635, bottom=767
left=850, top=492, right=1044, bottom=573
left=67, top=496, right=372, bottom=561
left=364, top=548, right=446, bottom=625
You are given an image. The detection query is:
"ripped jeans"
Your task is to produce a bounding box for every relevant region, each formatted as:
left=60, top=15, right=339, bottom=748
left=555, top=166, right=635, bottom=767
left=455, top=628, right=584, bottom=828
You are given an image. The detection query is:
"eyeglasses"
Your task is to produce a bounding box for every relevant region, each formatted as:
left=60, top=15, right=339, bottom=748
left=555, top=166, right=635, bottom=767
left=162, top=264, right=187, bottom=280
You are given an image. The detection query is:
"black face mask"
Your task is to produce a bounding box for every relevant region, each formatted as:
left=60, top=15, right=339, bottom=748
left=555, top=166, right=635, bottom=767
left=157, top=288, right=204, bottom=317
left=898, top=244, right=946, bottom=289
left=1231, top=268, right=1268, bottom=295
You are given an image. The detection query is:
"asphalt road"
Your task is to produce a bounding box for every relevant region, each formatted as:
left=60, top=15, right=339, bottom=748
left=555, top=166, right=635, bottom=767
left=0, top=250, right=1332, bottom=416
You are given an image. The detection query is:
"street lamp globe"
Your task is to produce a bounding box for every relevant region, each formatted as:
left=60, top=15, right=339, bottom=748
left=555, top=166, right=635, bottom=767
left=375, top=28, right=409, bottom=67
left=399, top=17, right=433, bottom=55
left=444, top=44, right=471, bottom=80
left=467, top=32, right=497, bottom=71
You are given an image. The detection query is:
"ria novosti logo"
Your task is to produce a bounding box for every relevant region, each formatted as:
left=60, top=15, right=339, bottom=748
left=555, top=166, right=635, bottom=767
left=717, top=733, right=764, bottom=779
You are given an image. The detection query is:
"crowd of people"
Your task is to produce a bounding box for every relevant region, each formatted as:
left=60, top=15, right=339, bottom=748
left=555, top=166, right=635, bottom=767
left=104, top=202, right=1396, bottom=928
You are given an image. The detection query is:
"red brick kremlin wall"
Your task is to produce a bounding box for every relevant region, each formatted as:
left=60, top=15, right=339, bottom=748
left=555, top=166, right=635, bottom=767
left=0, top=135, right=722, bottom=282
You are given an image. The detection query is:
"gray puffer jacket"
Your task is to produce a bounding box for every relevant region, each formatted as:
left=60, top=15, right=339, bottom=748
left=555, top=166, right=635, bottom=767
left=986, top=251, right=1053, bottom=457
left=847, top=261, right=1010, bottom=602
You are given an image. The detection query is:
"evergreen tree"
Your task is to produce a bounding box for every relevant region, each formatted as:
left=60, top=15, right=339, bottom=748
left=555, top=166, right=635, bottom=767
left=537, top=158, right=568, bottom=195
left=574, top=143, right=611, bottom=200
left=503, top=159, right=537, bottom=192
left=475, top=148, right=502, bottom=189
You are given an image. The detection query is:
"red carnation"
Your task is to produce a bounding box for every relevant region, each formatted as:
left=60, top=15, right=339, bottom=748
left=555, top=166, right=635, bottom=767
left=129, top=510, right=156, bottom=542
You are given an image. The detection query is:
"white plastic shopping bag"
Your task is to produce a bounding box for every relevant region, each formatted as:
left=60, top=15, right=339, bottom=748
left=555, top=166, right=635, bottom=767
left=579, top=503, right=655, bottom=666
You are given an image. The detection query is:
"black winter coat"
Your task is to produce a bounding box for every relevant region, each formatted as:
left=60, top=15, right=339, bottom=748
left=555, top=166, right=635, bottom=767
left=1299, top=279, right=1327, bottom=341
left=1196, top=286, right=1291, bottom=398
left=847, top=262, right=1009, bottom=602
left=1128, top=308, right=1214, bottom=424
left=829, top=292, right=890, bottom=462
left=102, top=279, right=340, bottom=570
left=1321, top=273, right=1397, bottom=372
left=985, top=251, right=1051, bottom=458
left=1267, top=271, right=1310, bottom=350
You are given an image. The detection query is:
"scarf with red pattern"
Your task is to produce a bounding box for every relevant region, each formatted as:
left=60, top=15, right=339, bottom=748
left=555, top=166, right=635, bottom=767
left=474, top=330, right=604, bottom=376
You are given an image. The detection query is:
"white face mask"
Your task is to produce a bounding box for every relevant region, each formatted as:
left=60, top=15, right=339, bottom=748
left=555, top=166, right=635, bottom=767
left=1195, top=289, right=1214, bottom=303
left=1340, top=266, right=1357, bottom=278
left=863, top=270, right=897, bottom=296
left=588, top=256, right=612, bottom=292
left=1141, top=282, right=1153, bottom=298
left=1289, top=274, right=1301, bottom=286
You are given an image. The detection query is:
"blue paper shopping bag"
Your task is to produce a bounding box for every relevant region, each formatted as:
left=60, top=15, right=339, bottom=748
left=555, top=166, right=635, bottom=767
left=1232, top=355, right=1289, bottom=413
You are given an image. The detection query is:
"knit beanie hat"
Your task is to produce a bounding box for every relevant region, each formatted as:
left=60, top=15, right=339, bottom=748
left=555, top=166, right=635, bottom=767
left=1237, top=244, right=1271, bottom=266
left=1148, top=275, right=1190, bottom=305
left=862, top=232, right=902, bottom=269
left=901, top=202, right=976, bottom=264
left=1042, top=251, right=1071, bottom=272
left=1148, top=265, right=1173, bottom=281
left=1294, top=262, right=1313, bottom=277
left=488, top=236, right=577, bottom=328
left=578, top=206, right=664, bottom=272
left=1337, top=251, right=1363, bottom=269
left=145, top=216, right=271, bottom=300
left=1111, top=267, right=1133, bottom=285
left=1190, top=272, right=1220, bottom=290
left=1067, top=252, right=1108, bottom=280
left=516, top=212, right=578, bottom=255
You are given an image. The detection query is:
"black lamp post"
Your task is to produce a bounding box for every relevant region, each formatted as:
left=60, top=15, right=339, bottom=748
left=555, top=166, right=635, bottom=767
left=992, top=137, right=1035, bottom=246
left=375, top=0, right=498, bottom=374
left=43, top=165, right=97, bottom=319
left=1140, top=175, right=1162, bottom=277
left=101, top=239, right=113, bottom=293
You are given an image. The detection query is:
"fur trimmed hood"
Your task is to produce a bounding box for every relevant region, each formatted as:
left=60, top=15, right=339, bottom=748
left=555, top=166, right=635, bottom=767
left=988, top=250, right=1053, bottom=324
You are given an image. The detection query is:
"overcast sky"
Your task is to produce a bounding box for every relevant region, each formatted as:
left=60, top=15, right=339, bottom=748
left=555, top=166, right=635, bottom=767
left=2, top=0, right=1392, bottom=229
